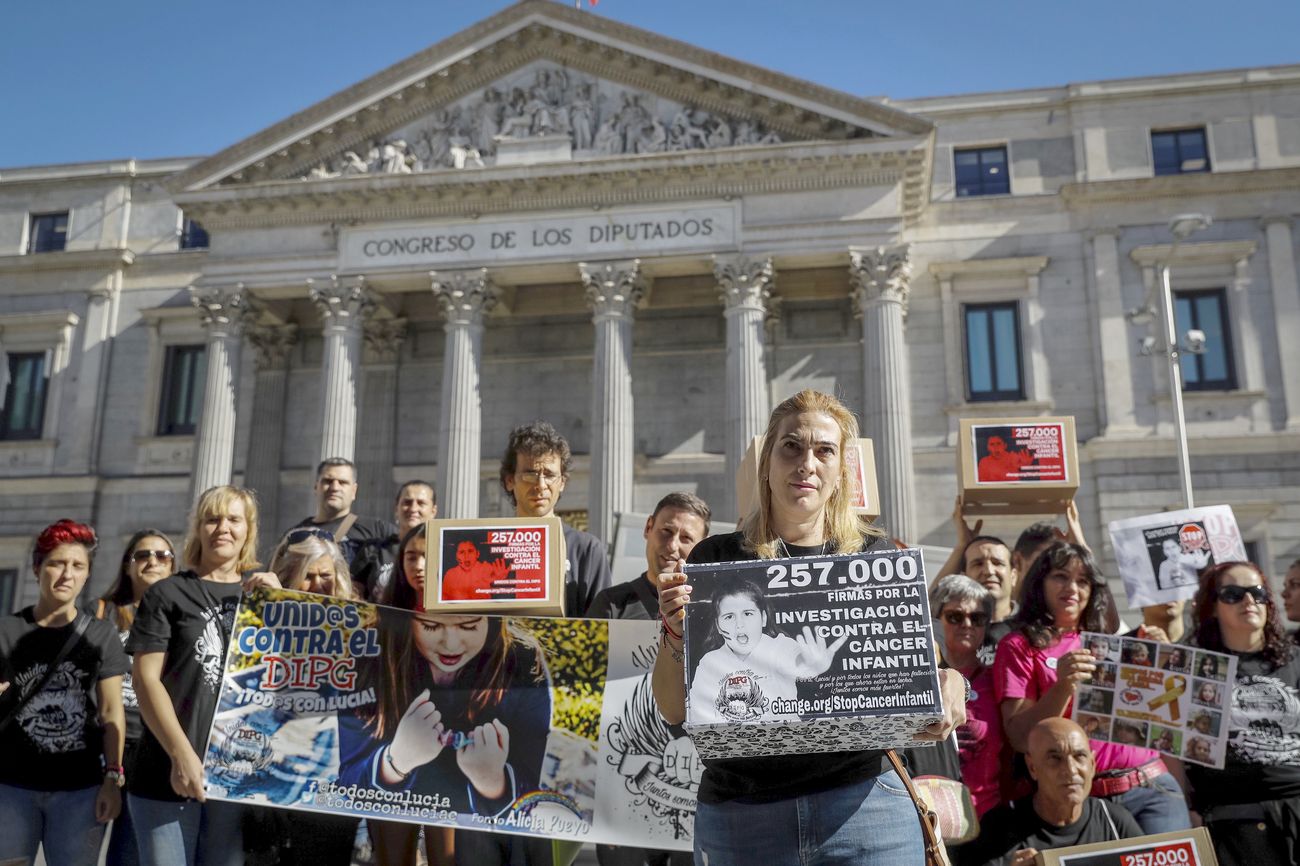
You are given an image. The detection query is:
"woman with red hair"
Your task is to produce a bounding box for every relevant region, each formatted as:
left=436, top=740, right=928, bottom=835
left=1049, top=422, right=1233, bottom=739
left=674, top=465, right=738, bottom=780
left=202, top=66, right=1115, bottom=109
left=1183, top=561, right=1300, bottom=866
left=0, top=519, right=129, bottom=866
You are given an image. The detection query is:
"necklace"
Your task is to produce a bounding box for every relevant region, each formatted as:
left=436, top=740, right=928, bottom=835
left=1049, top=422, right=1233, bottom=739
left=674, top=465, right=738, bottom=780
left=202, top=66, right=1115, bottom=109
left=777, top=538, right=831, bottom=558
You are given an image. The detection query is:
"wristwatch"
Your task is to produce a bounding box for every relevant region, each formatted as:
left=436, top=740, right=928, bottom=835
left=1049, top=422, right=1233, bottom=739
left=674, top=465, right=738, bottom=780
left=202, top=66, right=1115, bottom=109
left=104, top=766, right=126, bottom=788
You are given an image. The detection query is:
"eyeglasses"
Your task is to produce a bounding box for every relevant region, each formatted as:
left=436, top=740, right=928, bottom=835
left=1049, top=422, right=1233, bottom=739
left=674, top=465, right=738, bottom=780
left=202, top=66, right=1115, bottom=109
left=517, top=470, right=563, bottom=487
left=1218, top=585, right=1268, bottom=605
left=941, top=611, right=989, bottom=628
left=284, top=528, right=335, bottom=545
left=131, top=549, right=174, bottom=563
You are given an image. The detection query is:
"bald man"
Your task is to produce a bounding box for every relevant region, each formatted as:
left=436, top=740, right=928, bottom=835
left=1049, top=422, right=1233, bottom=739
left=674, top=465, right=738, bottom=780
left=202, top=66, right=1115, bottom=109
left=962, top=718, right=1142, bottom=866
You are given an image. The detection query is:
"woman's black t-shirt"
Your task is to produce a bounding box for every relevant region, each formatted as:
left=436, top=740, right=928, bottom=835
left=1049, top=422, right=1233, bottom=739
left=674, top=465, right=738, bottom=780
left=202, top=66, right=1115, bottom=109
left=685, top=530, right=891, bottom=804
left=0, top=608, right=129, bottom=791
left=125, top=571, right=242, bottom=801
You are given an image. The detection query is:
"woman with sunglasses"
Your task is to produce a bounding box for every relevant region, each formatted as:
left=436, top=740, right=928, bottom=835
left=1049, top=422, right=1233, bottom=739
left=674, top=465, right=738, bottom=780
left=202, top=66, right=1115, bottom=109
left=930, top=573, right=1005, bottom=817
left=1183, top=562, right=1300, bottom=866
left=96, top=529, right=177, bottom=866
left=994, top=541, right=1191, bottom=835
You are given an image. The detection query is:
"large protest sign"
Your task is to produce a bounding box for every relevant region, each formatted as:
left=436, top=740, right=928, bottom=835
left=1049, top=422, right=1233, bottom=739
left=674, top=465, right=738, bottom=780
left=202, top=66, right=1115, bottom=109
left=425, top=517, right=567, bottom=615
left=958, top=417, right=1080, bottom=515
left=1107, top=506, right=1247, bottom=607
left=202, top=587, right=695, bottom=849
left=1036, top=827, right=1220, bottom=866
left=682, top=547, right=942, bottom=759
left=1072, top=632, right=1236, bottom=769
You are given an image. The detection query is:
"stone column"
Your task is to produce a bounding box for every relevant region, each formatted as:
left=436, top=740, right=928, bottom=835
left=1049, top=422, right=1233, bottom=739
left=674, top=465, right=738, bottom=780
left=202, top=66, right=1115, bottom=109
left=1263, top=217, right=1300, bottom=430
left=849, top=245, right=916, bottom=543
left=580, top=260, right=647, bottom=546
left=243, top=323, right=297, bottom=549
left=358, top=318, right=408, bottom=515
left=715, top=255, right=775, bottom=519
left=309, top=276, right=375, bottom=465
left=189, top=284, right=253, bottom=497
left=432, top=270, right=498, bottom=520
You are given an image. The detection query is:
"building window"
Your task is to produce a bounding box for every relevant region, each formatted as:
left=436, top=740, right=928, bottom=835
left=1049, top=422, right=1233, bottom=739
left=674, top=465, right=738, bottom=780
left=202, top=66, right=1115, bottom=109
left=180, top=216, right=210, bottom=250
left=964, top=302, right=1024, bottom=401
left=27, top=212, right=69, bottom=254
left=1152, top=128, right=1210, bottom=176
left=0, top=569, right=15, bottom=615
left=157, top=345, right=206, bottom=435
left=0, top=352, right=48, bottom=440
left=1174, top=289, right=1236, bottom=391
left=954, top=146, right=1010, bottom=197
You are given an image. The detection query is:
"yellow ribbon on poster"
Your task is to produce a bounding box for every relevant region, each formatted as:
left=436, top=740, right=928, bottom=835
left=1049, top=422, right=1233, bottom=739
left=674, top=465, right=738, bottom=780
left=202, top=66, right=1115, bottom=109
left=1147, top=674, right=1186, bottom=721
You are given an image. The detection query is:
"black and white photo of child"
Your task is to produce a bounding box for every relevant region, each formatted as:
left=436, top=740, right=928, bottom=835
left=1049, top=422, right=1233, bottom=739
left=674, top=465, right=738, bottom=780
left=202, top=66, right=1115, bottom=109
left=1191, top=679, right=1223, bottom=708
left=1078, top=687, right=1114, bottom=715
left=1143, top=523, right=1213, bottom=591
left=686, top=577, right=844, bottom=725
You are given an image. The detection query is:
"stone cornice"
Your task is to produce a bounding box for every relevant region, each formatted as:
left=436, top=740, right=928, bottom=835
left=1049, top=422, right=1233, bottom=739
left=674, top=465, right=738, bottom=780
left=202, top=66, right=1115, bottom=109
left=168, top=1, right=929, bottom=192
left=0, top=248, right=134, bottom=275
left=177, top=138, right=931, bottom=230
left=1061, top=167, right=1300, bottom=205
left=1129, top=240, right=1258, bottom=268
left=0, top=310, right=80, bottom=334
left=928, top=255, right=1048, bottom=280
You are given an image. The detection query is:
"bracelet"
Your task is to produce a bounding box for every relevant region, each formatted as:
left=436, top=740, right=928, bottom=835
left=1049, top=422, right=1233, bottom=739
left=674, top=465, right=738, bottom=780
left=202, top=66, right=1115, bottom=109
left=660, top=613, right=683, bottom=642
left=384, top=747, right=411, bottom=779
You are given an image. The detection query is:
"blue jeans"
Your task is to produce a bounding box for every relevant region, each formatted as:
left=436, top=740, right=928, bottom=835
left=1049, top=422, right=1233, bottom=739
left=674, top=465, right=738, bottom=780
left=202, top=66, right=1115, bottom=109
left=105, top=785, right=140, bottom=866
left=0, top=782, right=106, bottom=866
left=128, top=794, right=245, bottom=866
left=1106, top=772, right=1191, bottom=835
left=692, top=770, right=924, bottom=866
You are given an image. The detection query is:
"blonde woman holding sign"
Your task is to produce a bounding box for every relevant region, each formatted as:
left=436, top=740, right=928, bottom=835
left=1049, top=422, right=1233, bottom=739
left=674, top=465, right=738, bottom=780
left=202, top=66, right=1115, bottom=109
left=652, top=389, right=966, bottom=866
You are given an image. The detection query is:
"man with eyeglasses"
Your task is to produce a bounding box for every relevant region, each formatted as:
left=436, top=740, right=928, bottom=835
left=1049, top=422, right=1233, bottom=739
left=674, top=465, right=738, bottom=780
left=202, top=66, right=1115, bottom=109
left=287, top=457, right=396, bottom=601
left=499, top=422, right=610, bottom=617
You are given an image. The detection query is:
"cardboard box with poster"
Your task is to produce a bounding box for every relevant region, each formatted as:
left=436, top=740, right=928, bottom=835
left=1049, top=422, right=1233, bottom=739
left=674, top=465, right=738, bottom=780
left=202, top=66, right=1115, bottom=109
left=423, top=517, right=567, bottom=616
left=958, top=417, right=1079, bottom=516
left=735, top=435, right=880, bottom=522
left=1036, top=827, right=1218, bottom=866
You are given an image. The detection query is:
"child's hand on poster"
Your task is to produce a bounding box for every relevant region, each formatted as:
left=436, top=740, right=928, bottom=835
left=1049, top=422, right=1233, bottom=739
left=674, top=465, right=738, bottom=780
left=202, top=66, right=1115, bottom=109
left=458, top=718, right=510, bottom=799
left=488, top=558, right=511, bottom=581
left=388, top=688, right=446, bottom=778
left=791, top=625, right=848, bottom=678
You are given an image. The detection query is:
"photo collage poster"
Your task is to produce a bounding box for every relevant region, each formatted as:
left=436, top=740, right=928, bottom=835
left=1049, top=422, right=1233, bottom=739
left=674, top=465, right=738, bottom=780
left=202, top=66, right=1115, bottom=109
left=1108, top=505, right=1248, bottom=607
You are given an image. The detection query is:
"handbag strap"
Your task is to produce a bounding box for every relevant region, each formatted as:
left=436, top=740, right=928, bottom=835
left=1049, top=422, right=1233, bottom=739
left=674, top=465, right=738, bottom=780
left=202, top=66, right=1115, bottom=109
left=333, top=513, right=359, bottom=544
left=886, top=749, right=949, bottom=866
left=0, top=613, right=92, bottom=735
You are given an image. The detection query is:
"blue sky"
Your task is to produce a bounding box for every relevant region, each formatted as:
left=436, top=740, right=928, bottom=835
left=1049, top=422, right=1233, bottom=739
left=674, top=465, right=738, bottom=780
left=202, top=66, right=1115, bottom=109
left=3, top=0, right=1297, bottom=168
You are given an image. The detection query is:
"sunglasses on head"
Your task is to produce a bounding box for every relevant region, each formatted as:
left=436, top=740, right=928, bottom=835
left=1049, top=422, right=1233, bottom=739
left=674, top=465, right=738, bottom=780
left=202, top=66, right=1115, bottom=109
left=131, top=549, right=174, bottom=563
left=284, top=528, right=335, bottom=545
left=942, top=611, right=989, bottom=627
left=1218, top=584, right=1268, bottom=605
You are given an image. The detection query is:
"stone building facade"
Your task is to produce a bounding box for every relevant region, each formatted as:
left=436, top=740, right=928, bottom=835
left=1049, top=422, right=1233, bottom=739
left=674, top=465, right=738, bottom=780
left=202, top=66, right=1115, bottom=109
left=1, top=1, right=1298, bottom=609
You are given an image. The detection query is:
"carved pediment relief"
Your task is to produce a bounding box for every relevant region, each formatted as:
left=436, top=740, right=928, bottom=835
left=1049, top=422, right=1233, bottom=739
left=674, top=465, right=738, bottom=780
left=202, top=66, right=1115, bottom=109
left=173, top=3, right=931, bottom=191
left=295, top=60, right=802, bottom=180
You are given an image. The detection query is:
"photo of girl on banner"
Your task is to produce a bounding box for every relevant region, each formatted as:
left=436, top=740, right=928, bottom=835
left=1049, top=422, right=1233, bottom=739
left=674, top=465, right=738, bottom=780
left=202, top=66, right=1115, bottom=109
left=336, top=609, right=553, bottom=822
left=685, top=576, right=844, bottom=725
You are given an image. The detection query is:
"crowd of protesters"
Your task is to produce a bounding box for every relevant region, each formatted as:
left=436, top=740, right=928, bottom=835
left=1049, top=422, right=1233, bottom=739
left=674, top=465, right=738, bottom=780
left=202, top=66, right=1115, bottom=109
left=1, top=400, right=1297, bottom=866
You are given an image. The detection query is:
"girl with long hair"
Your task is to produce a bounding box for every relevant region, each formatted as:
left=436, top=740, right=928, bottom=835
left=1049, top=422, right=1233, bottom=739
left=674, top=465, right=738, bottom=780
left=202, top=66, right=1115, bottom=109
left=0, top=520, right=127, bottom=866
left=994, top=541, right=1190, bottom=835
left=652, top=389, right=967, bottom=866
left=96, top=528, right=177, bottom=866
left=339, top=524, right=553, bottom=866
left=1183, top=561, right=1300, bottom=866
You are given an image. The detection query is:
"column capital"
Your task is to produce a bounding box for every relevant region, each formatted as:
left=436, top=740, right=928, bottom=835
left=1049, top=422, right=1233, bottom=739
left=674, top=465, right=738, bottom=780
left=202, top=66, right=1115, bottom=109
left=714, top=255, right=775, bottom=314
left=309, top=275, right=375, bottom=330
left=245, top=322, right=298, bottom=371
left=431, top=268, right=499, bottom=327
left=849, top=245, right=913, bottom=315
left=363, top=317, right=409, bottom=364
left=580, top=259, right=648, bottom=322
left=190, top=283, right=255, bottom=336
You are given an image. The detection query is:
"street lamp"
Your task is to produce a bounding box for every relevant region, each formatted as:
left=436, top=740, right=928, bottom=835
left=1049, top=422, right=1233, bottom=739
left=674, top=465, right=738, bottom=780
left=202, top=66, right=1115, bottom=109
left=1126, top=213, right=1212, bottom=509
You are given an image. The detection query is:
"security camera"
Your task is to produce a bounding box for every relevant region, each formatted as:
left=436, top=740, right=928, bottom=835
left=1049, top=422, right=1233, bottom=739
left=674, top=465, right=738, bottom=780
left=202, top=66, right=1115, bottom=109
left=1184, top=329, right=1207, bottom=354
left=1139, top=335, right=1158, bottom=356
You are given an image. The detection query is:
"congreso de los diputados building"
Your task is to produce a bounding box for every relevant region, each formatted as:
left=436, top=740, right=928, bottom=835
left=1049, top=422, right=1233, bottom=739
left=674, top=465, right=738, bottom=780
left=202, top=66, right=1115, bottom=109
left=1, top=0, right=1298, bottom=609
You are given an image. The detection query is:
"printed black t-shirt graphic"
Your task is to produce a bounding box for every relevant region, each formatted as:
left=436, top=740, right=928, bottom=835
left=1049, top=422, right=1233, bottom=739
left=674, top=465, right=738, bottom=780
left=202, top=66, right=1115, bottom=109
left=0, top=609, right=129, bottom=791
left=126, top=572, right=242, bottom=801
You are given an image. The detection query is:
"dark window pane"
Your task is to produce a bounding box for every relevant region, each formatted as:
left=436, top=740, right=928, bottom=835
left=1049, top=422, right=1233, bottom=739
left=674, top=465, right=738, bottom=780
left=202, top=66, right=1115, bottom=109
left=964, top=302, right=1023, bottom=401
left=157, top=345, right=207, bottom=435
left=0, top=352, right=48, bottom=440
left=1174, top=288, right=1235, bottom=390
left=1196, top=296, right=1229, bottom=382
left=954, top=146, right=1010, bottom=197
left=180, top=217, right=209, bottom=250
left=28, top=212, right=68, bottom=253
left=1152, top=128, right=1209, bottom=176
